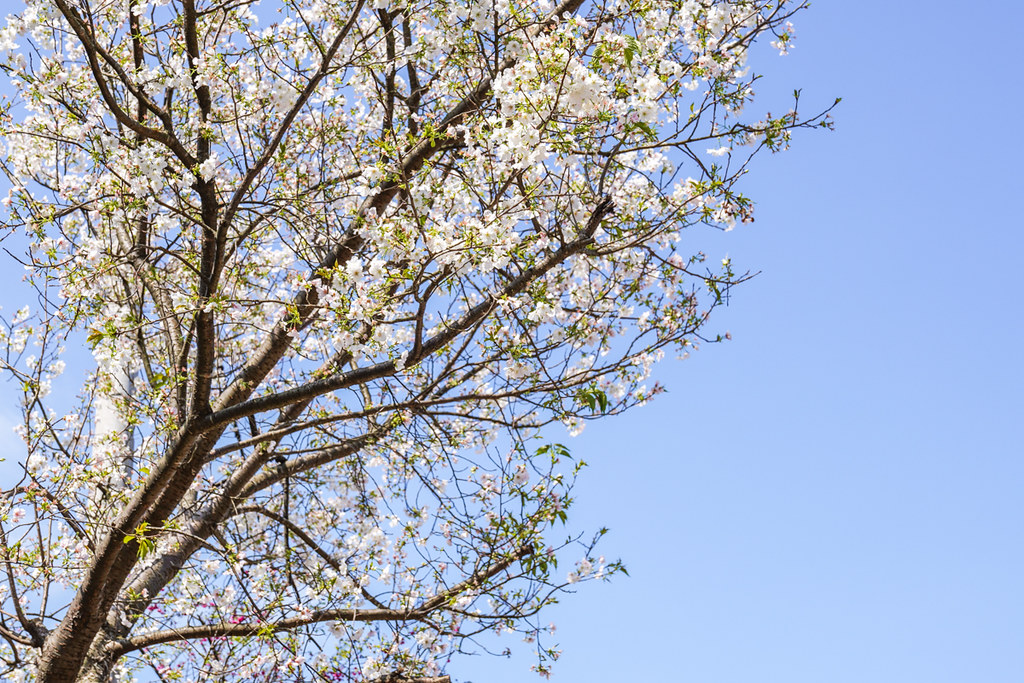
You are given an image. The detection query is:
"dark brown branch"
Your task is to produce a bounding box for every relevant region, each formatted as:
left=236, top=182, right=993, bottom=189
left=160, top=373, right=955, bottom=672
left=108, top=606, right=413, bottom=656
left=0, top=621, right=33, bottom=647
left=230, top=504, right=391, bottom=611
left=13, top=485, right=93, bottom=553
left=418, top=544, right=534, bottom=615
left=108, top=544, right=533, bottom=657
left=50, top=0, right=195, bottom=167
left=238, top=429, right=382, bottom=498
left=0, top=522, right=45, bottom=647
left=209, top=0, right=588, bottom=424
left=203, top=196, right=613, bottom=430
left=217, top=0, right=367, bottom=239
left=36, top=3, right=594, bottom=680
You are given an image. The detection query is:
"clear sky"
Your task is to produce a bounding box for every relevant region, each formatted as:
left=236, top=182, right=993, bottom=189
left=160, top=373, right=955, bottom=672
left=462, top=2, right=1024, bottom=682
left=2, top=1, right=1022, bottom=682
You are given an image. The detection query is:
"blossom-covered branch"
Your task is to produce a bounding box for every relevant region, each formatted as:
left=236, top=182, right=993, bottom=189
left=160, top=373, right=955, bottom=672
left=0, top=0, right=833, bottom=680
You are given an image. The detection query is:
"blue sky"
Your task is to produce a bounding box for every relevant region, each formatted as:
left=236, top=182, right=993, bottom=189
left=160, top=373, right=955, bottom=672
left=459, top=2, right=1024, bottom=682
left=2, top=1, right=1022, bottom=681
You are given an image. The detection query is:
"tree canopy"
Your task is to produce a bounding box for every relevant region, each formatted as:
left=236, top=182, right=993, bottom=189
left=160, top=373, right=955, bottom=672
left=0, top=0, right=833, bottom=680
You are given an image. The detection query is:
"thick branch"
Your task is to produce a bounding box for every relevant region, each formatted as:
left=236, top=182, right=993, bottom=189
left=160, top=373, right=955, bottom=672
left=108, top=544, right=532, bottom=657
left=108, top=606, right=413, bottom=656
left=51, top=0, right=195, bottom=166
left=211, top=0, right=587, bottom=418
left=36, top=3, right=592, bottom=681
left=204, top=196, right=614, bottom=430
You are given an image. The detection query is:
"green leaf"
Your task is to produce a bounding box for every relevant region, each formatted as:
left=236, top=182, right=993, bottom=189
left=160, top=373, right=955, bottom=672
left=577, top=387, right=610, bottom=414
left=624, top=36, right=638, bottom=67
left=124, top=522, right=155, bottom=559
left=633, top=120, right=657, bottom=141
left=86, top=328, right=104, bottom=349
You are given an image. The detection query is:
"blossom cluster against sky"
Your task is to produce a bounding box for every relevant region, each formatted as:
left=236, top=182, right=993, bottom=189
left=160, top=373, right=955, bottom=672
left=0, top=0, right=1020, bottom=681
left=459, top=1, right=1024, bottom=682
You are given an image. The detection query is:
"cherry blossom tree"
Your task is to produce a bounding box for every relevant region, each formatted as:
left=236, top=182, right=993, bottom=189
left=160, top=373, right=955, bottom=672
left=0, top=0, right=834, bottom=681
